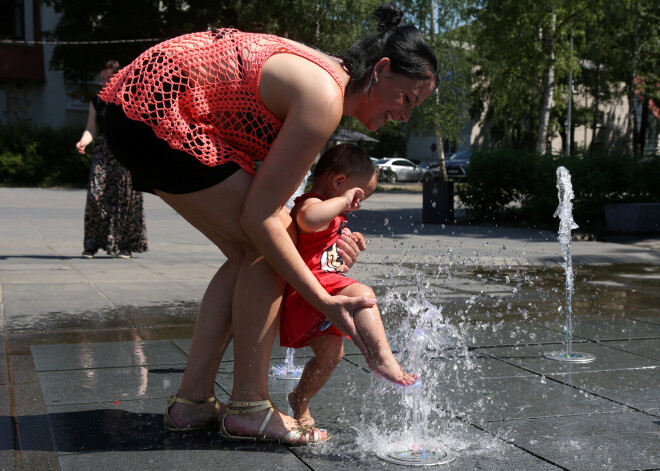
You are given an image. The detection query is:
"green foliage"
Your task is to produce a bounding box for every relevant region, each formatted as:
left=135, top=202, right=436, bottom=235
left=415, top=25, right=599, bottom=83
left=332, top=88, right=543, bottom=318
left=457, top=149, right=659, bottom=233
left=0, top=123, right=89, bottom=187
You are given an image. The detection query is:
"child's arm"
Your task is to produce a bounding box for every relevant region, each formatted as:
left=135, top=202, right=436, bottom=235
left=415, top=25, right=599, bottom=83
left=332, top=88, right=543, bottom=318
left=296, top=188, right=364, bottom=233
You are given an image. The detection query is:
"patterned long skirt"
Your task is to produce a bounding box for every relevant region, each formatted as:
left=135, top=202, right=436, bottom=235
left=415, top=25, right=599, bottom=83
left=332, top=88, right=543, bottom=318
left=83, top=135, right=148, bottom=256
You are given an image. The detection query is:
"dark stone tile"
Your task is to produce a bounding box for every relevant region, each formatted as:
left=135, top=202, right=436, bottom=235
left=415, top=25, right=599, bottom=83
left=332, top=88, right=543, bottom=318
left=2, top=283, right=129, bottom=332
left=8, top=355, right=38, bottom=385
left=6, top=329, right=143, bottom=355
left=12, top=382, right=48, bottom=416
left=58, top=448, right=309, bottom=471
left=36, top=364, right=188, bottom=406
left=31, top=340, right=187, bottom=372
left=463, top=322, right=568, bottom=348
left=548, top=367, right=660, bottom=413
left=439, top=374, right=625, bottom=423
left=600, top=338, right=660, bottom=360
left=0, top=416, right=17, bottom=471
left=483, top=411, right=660, bottom=471
left=481, top=342, right=659, bottom=376
left=541, top=317, right=660, bottom=341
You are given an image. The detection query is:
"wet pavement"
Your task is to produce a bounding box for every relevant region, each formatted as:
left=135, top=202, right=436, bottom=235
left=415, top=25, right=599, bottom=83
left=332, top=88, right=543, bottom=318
left=1, top=187, right=659, bottom=470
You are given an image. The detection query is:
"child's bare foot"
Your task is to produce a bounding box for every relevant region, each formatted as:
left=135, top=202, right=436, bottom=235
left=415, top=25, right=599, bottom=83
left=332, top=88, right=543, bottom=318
left=365, top=356, right=418, bottom=386
left=288, top=390, right=315, bottom=426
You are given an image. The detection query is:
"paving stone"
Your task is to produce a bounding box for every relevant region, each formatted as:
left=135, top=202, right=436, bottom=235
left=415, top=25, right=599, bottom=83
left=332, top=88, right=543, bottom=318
left=547, top=367, right=660, bottom=413
left=463, top=322, right=570, bottom=347
left=541, top=317, right=660, bottom=341
left=481, top=342, right=659, bottom=375
left=31, top=340, right=187, bottom=372
left=2, top=283, right=129, bottom=332
left=482, top=411, right=660, bottom=471
left=600, top=338, right=660, bottom=360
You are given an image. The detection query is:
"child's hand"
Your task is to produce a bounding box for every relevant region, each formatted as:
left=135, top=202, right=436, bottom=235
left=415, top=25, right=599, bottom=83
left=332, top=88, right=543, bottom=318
left=343, top=187, right=365, bottom=213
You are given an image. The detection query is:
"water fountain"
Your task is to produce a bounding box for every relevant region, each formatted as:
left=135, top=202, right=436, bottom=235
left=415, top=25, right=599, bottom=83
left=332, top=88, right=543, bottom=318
left=269, top=347, right=304, bottom=380
left=544, top=166, right=595, bottom=363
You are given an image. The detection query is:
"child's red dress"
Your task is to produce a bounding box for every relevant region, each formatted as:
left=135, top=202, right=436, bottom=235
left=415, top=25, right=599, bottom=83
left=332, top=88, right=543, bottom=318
left=280, top=193, right=358, bottom=348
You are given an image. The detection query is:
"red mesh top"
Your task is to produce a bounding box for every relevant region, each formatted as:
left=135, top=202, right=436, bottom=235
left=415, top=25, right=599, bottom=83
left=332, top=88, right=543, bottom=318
left=99, top=29, right=345, bottom=173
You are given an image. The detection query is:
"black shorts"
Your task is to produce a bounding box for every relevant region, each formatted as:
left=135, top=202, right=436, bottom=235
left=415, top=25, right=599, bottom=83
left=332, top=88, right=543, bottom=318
left=104, top=103, right=241, bottom=194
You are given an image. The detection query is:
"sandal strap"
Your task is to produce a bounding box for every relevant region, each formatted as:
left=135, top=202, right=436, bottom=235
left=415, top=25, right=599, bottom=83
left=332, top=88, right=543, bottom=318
left=225, top=399, right=274, bottom=415
left=222, top=399, right=275, bottom=440
left=168, top=394, right=218, bottom=407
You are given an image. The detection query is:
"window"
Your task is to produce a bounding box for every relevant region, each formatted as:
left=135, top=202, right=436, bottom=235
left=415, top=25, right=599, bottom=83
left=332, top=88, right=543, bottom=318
left=0, top=0, right=24, bottom=40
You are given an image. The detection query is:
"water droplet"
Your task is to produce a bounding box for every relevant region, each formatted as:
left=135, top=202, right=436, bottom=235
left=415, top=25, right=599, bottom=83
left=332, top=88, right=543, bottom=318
left=540, top=375, right=547, bottom=384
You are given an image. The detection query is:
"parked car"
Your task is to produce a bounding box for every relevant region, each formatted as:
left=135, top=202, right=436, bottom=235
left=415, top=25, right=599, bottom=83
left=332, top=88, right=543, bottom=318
left=375, top=157, right=424, bottom=183
left=419, top=162, right=441, bottom=181
left=445, top=151, right=472, bottom=179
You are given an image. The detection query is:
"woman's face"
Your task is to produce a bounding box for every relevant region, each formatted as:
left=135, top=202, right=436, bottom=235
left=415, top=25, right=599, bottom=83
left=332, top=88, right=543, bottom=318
left=354, top=62, right=436, bottom=131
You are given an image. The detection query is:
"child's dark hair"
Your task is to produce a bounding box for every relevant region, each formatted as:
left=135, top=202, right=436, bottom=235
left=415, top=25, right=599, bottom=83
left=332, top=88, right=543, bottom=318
left=313, top=144, right=376, bottom=181
left=340, top=3, right=439, bottom=97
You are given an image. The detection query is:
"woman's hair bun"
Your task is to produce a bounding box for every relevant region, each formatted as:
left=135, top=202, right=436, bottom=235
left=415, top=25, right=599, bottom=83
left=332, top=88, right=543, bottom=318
left=374, top=3, right=403, bottom=33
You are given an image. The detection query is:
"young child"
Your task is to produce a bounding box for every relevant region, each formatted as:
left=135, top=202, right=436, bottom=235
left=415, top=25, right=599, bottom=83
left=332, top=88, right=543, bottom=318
left=280, top=143, right=417, bottom=426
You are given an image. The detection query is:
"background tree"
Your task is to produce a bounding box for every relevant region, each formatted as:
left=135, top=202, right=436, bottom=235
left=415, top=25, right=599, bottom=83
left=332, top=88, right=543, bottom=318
left=469, top=0, right=600, bottom=153
left=404, top=0, right=473, bottom=180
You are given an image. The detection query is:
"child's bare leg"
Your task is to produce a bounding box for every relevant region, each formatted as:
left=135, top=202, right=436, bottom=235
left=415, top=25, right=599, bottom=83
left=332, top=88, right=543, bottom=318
left=340, top=283, right=417, bottom=386
left=288, top=335, right=344, bottom=426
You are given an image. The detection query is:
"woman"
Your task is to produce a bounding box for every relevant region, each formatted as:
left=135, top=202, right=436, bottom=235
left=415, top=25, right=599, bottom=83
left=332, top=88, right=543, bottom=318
left=102, top=3, right=438, bottom=444
left=76, top=60, right=148, bottom=259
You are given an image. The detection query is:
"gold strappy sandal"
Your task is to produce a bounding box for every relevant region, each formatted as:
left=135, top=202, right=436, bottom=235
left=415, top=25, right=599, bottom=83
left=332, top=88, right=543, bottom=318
left=163, top=395, right=223, bottom=432
left=219, top=399, right=330, bottom=446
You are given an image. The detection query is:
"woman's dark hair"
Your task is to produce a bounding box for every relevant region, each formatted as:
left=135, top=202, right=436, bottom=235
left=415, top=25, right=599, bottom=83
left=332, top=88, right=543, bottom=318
left=102, top=60, right=121, bottom=74
left=313, top=144, right=375, bottom=181
left=340, top=3, right=439, bottom=96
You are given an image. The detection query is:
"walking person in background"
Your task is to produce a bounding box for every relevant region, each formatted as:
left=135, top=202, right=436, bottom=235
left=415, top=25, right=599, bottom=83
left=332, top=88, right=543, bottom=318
left=76, top=60, right=148, bottom=259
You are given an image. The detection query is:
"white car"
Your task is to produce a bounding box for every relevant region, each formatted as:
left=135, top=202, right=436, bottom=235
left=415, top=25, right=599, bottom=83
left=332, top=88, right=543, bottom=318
left=375, top=158, right=424, bottom=183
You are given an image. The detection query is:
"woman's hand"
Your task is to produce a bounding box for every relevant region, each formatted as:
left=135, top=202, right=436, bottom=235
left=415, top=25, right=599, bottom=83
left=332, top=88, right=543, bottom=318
left=75, top=141, right=87, bottom=154
left=338, top=228, right=365, bottom=272
left=322, top=294, right=376, bottom=354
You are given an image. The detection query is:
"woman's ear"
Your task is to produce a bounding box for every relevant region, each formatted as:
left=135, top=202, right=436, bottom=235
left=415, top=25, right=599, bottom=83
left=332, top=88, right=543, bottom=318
left=374, top=57, right=391, bottom=79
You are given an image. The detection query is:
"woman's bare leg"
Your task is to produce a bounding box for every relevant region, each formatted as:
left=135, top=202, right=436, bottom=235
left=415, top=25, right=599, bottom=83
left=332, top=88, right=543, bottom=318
left=340, top=283, right=417, bottom=386
left=288, top=335, right=344, bottom=425
left=156, top=175, right=317, bottom=438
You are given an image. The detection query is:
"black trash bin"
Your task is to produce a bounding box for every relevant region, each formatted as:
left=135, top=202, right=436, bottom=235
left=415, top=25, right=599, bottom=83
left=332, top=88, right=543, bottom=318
left=422, top=180, right=454, bottom=224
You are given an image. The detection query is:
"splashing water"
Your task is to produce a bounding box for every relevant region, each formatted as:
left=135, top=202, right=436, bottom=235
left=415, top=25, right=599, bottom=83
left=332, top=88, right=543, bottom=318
left=353, top=271, right=469, bottom=463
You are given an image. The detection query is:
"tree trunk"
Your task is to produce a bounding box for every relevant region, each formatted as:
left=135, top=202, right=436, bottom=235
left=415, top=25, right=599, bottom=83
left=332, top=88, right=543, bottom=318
left=626, top=2, right=641, bottom=155
left=535, top=13, right=556, bottom=155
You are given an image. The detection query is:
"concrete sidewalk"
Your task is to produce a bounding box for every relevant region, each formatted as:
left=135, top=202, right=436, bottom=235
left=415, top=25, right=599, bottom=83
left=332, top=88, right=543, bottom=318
left=1, top=187, right=659, bottom=470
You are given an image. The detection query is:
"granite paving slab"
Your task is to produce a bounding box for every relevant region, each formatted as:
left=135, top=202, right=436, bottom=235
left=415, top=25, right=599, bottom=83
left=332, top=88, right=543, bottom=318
left=482, top=410, right=660, bottom=471
left=31, top=340, right=188, bottom=372
left=600, top=338, right=660, bottom=360
left=541, top=317, right=660, bottom=341
left=480, top=341, right=659, bottom=375
left=547, top=367, right=660, bottom=413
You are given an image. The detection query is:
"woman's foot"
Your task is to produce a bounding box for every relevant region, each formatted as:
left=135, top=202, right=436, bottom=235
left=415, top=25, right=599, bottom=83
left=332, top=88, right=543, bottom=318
left=116, top=249, right=131, bottom=259
left=166, top=396, right=224, bottom=430
left=222, top=400, right=328, bottom=444
left=288, top=390, right=315, bottom=426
